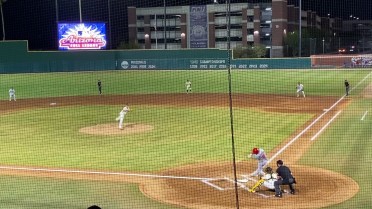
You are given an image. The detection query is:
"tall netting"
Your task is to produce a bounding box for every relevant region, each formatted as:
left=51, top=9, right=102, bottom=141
left=0, top=0, right=372, bottom=209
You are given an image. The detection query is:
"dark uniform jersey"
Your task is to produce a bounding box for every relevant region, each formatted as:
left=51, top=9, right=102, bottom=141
left=276, top=165, right=294, bottom=183
left=345, top=81, right=349, bottom=87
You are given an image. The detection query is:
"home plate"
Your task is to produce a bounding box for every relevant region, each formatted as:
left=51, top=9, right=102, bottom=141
left=323, top=109, right=328, bottom=111
left=50, top=102, right=57, bottom=106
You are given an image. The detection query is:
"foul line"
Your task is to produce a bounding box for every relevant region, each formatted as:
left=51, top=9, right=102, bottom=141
left=310, top=111, right=342, bottom=141
left=361, top=111, right=368, bottom=121
left=349, top=71, right=372, bottom=94
left=267, top=104, right=340, bottom=164
left=0, top=166, right=215, bottom=181
left=201, top=179, right=225, bottom=191
left=267, top=71, right=372, bottom=165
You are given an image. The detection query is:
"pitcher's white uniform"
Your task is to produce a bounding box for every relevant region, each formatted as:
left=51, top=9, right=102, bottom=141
left=116, top=106, right=130, bottom=129
left=250, top=148, right=268, bottom=177
left=9, top=88, right=16, bottom=101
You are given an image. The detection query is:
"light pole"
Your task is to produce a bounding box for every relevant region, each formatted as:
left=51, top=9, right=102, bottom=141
left=298, top=0, right=302, bottom=57
left=55, top=0, right=59, bottom=23
left=108, top=0, right=112, bottom=49
left=0, top=0, right=7, bottom=41
left=180, top=32, right=186, bottom=48
left=79, top=0, right=82, bottom=22
left=144, top=34, right=150, bottom=49
left=163, top=0, right=167, bottom=49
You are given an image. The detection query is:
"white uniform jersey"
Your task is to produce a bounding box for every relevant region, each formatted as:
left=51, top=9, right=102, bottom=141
left=119, top=106, right=130, bottom=119
left=9, top=88, right=15, bottom=95
left=261, top=173, right=278, bottom=190
left=186, top=81, right=191, bottom=88
left=297, top=84, right=304, bottom=92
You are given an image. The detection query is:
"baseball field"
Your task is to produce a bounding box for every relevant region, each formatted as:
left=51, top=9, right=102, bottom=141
left=0, top=69, right=371, bottom=209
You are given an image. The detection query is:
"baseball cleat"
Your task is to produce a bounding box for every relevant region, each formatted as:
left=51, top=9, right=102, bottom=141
left=274, top=194, right=282, bottom=198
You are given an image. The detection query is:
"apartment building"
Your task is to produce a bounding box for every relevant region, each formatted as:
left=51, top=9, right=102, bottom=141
left=127, top=0, right=341, bottom=57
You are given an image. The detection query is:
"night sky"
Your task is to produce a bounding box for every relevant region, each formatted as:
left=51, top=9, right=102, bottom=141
left=0, top=0, right=370, bottom=50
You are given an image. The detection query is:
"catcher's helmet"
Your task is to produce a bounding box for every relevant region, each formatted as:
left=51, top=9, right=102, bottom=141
left=264, top=167, right=273, bottom=174
left=252, top=148, right=259, bottom=155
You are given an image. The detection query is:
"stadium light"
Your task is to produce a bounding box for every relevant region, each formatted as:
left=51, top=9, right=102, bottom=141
left=0, top=0, right=7, bottom=41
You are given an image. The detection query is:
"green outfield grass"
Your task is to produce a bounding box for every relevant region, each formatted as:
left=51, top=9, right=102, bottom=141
left=0, top=69, right=370, bottom=99
left=0, top=69, right=371, bottom=208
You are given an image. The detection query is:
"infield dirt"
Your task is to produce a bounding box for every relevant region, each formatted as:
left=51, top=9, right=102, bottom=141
left=0, top=93, right=359, bottom=209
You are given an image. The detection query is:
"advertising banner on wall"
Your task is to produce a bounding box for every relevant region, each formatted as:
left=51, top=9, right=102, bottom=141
left=189, top=5, right=208, bottom=48
left=58, top=22, right=107, bottom=50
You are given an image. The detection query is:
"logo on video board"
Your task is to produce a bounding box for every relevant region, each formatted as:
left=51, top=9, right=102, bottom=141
left=58, top=22, right=107, bottom=50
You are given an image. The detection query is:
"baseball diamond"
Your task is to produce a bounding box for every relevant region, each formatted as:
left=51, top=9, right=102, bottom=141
left=0, top=93, right=359, bottom=209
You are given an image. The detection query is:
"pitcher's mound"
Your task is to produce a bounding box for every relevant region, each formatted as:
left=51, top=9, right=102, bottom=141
left=79, top=123, right=153, bottom=136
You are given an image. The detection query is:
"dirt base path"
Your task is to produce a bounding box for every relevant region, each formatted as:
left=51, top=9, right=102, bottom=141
left=0, top=94, right=359, bottom=209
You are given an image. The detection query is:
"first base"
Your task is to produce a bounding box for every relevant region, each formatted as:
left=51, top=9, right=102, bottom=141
left=50, top=102, right=57, bottom=106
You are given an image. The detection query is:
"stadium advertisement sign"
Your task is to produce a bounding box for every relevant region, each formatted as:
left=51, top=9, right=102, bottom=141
left=58, top=22, right=107, bottom=50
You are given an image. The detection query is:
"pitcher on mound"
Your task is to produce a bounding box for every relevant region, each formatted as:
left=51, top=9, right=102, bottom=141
left=116, top=105, right=130, bottom=129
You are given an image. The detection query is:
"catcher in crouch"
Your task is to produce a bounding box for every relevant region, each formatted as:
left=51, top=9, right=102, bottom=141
left=248, top=167, right=277, bottom=193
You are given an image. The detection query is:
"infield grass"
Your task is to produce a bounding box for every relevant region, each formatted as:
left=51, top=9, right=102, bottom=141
left=0, top=105, right=311, bottom=171
left=0, top=176, right=176, bottom=209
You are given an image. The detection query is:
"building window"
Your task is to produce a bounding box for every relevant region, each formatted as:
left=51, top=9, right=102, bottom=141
left=137, top=27, right=144, bottom=32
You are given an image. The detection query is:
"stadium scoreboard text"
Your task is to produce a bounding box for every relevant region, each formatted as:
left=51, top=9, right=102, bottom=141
left=119, top=59, right=270, bottom=70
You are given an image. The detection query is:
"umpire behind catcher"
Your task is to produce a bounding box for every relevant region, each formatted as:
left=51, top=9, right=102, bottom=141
left=274, top=160, right=296, bottom=197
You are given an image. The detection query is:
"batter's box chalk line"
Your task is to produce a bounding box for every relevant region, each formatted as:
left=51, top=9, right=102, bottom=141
left=201, top=177, right=271, bottom=198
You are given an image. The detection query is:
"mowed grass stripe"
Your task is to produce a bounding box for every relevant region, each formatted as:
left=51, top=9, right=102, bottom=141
left=0, top=70, right=370, bottom=99
left=0, top=106, right=312, bottom=171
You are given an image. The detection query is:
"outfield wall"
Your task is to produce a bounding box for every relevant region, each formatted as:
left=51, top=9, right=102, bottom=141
left=0, top=41, right=311, bottom=73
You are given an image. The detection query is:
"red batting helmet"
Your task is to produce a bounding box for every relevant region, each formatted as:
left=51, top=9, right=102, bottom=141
left=252, top=148, right=259, bottom=154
